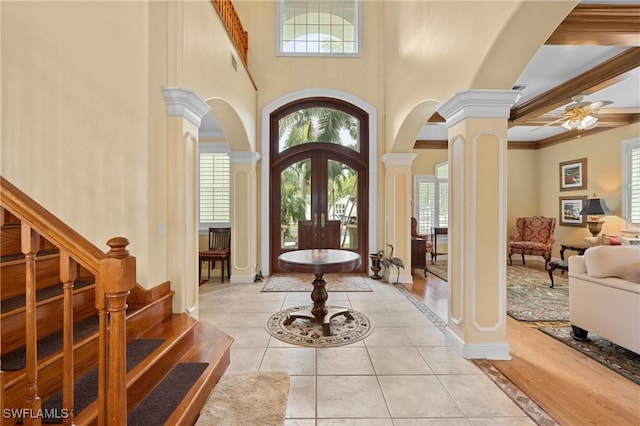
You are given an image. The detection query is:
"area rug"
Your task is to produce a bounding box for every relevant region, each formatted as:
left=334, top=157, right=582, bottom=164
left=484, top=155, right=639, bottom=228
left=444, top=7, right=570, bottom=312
left=196, top=371, right=290, bottom=426
left=426, top=262, right=448, bottom=281
left=425, top=262, right=569, bottom=322
left=261, top=273, right=372, bottom=292
left=539, top=326, right=640, bottom=385
left=266, top=305, right=373, bottom=347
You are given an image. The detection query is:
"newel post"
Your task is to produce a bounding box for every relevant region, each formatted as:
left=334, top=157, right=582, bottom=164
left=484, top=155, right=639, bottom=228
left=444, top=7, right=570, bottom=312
left=98, top=237, right=136, bottom=426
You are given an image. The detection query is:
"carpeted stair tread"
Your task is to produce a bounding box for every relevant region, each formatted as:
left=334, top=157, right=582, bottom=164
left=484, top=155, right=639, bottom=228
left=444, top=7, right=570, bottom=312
left=127, top=362, right=209, bottom=426
left=0, top=248, right=60, bottom=264
left=1, top=279, right=95, bottom=314
left=1, top=314, right=100, bottom=371
left=39, top=339, right=165, bottom=424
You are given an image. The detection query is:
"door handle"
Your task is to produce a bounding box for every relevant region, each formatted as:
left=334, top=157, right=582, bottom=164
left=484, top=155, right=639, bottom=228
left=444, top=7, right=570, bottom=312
left=321, top=213, right=326, bottom=228
left=313, top=213, right=318, bottom=228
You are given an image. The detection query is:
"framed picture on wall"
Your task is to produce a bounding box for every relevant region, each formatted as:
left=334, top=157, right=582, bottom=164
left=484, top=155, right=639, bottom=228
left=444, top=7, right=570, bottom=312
left=559, top=196, right=587, bottom=227
left=559, top=158, right=587, bottom=191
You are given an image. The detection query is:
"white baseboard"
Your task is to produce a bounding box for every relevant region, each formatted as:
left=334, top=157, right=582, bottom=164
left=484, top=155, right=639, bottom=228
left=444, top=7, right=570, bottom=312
left=445, top=327, right=511, bottom=360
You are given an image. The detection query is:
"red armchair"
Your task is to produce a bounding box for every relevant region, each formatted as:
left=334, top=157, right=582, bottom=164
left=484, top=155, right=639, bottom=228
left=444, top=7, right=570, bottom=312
left=508, top=216, right=556, bottom=267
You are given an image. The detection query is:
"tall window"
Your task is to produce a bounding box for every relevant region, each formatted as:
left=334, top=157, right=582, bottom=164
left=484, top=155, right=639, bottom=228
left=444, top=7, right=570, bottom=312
left=622, top=137, right=640, bottom=227
left=276, top=0, right=361, bottom=56
left=414, top=162, right=449, bottom=235
left=199, top=144, right=230, bottom=230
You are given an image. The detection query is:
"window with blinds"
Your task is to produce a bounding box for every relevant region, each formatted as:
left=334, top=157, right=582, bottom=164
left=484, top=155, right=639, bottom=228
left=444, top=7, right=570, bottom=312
left=277, top=0, right=361, bottom=56
left=414, top=162, right=449, bottom=235
left=199, top=152, right=230, bottom=225
left=623, top=138, right=640, bottom=226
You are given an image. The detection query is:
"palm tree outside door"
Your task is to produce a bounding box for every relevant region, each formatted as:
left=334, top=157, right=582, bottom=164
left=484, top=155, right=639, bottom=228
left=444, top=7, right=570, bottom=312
left=270, top=98, right=369, bottom=273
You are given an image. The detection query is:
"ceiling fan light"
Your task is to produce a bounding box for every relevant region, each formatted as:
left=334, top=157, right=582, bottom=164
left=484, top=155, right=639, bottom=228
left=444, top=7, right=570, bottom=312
left=578, top=115, right=598, bottom=130
left=562, top=118, right=581, bottom=130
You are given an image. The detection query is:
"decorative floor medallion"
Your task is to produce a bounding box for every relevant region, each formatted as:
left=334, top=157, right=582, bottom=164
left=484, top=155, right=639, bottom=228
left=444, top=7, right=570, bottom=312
left=266, top=305, right=373, bottom=347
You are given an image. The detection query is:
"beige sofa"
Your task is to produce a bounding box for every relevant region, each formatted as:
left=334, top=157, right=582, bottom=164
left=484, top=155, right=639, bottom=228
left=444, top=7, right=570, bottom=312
left=568, top=245, right=640, bottom=354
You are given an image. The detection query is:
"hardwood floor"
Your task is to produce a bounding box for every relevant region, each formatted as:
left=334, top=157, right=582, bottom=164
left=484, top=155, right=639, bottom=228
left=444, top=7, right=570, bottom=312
left=403, top=261, right=640, bottom=426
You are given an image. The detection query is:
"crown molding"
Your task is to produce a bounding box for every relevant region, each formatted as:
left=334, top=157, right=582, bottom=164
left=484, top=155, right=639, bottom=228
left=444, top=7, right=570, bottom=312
left=438, top=90, right=521, bottom=127
left=380, top=153, right=417, bottom=167
left=162, top=87, right=210, bottom=128
left=228, top=151, right=261, bottom=166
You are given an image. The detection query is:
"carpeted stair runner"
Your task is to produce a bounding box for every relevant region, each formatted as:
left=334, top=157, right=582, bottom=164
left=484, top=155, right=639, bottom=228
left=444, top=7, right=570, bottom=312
left=1, top=279, right=95, bottom=314
left=0, top=249, right=60, bottom=264
left=127, top=362, right=209, bottom=426
left=39, top=339, right=165, bottom=424
left=2, top=314, right=100, bottom=370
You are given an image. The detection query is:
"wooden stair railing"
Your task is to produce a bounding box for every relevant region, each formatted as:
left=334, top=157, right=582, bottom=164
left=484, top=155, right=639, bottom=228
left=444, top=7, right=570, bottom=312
left=212, top=0, right=248, bottom=67
left=0, top=177, right=135, bottom=425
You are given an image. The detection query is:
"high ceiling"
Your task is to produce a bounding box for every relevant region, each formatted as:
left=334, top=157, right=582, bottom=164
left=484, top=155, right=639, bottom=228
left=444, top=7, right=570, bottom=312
left=418, top=1, right=640, bottom=148
left=200, top=2, right=640, bottom=148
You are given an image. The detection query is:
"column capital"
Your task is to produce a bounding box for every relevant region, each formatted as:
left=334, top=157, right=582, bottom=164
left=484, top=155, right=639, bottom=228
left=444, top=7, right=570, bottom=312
left=162, top=87, right=210, bottom=127
left=228, top=151, right=261, bottom=166
left=438, top=90, right=521, bottom=127
left=380, top=153, right=417, bottom=167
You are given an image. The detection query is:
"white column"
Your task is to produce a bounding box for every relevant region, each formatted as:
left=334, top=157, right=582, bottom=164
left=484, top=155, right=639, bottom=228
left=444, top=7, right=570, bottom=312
left=228, top=151, right=261, bottom=283
left=162, top=87, right=210, bottom=315
left=438, top=89, right=520, bottom=359
left=380, top=153, right=417, bottom=284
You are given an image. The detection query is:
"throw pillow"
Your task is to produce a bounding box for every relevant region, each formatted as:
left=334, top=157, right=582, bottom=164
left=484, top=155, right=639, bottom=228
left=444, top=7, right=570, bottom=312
left=584, top=245, right=640, bottom=282
left=603, top=234, right=621, bottom=245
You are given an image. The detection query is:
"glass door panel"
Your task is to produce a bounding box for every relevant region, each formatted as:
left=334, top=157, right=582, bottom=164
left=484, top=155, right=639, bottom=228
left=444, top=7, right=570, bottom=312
left=327, top=160, right=358, bottom=249
left=280, top=159, right=311, bottom=249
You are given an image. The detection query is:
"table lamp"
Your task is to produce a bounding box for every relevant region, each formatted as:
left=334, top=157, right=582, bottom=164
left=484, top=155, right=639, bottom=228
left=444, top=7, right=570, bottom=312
left=579, top=194, right=612, bottom=237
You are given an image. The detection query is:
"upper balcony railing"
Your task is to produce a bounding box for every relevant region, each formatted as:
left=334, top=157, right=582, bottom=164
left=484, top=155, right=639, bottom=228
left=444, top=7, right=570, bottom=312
left=212, top=0, right=248, bottom=67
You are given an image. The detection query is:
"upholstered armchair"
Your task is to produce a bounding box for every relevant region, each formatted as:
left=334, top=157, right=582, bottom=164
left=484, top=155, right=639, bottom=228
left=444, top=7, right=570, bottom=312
left=508, top=216, right=556, bottom=267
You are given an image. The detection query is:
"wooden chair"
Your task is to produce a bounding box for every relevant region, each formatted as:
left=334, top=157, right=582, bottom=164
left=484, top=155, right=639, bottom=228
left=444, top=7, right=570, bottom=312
left=508, top=216, right=556, bottom=267
left=199, top=227, right=231, bottom=283
left=410, top=217, right=434, bottom=276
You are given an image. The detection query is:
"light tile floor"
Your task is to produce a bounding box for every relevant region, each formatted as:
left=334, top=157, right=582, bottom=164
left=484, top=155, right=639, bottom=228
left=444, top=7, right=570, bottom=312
left=199, top=276, right=536, bottom=425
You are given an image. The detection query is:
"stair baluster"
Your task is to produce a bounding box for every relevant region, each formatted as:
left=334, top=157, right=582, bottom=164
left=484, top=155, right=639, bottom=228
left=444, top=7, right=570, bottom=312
left=21, top=223, right=42, bottom=426
left=60, top=252, right=77, bottom=425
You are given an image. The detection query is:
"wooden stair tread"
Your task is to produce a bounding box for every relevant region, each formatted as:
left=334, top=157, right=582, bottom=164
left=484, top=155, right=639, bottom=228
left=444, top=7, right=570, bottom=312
left=133, top=320, right=233, bottom=426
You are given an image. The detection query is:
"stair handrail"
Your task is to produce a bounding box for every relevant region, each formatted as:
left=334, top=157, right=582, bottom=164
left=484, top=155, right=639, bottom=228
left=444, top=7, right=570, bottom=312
left=1, top=176, right=135, bottom=425
left=212, top=0, right=248, bottom=67
left=0, top=177, right=105, bottom=275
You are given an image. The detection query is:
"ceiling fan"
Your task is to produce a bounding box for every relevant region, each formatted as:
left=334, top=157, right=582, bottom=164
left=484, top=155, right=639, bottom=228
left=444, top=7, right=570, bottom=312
left=534, top=94, right=613, bottom=131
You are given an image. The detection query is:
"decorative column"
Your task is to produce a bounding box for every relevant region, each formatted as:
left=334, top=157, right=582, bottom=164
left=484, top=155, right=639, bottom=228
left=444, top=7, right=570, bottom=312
left=438, top=89, right=520, bottom=360
left=228, top=151, right=261, bottom=283
left=380, top=153, right=417, bottom=284
left=162, top=87, right=210, bottom=314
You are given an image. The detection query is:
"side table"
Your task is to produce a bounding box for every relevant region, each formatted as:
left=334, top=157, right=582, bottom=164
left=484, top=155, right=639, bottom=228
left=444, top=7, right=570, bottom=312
left=547, top=260, right=568, bottom=288
left=559, top=243, right=588, bottom=260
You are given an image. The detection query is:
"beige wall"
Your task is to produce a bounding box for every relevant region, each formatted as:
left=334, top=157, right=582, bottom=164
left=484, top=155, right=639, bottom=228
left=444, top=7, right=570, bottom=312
left=1, top=1, right=257, bottom=290
left=1, top=1, right=154, bottom=278
left=538, top=123, right=640, bottom=257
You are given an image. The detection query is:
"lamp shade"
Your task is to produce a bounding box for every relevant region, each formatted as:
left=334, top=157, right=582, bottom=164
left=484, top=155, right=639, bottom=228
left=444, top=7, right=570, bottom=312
left=579, top=198, right=612, bottom=216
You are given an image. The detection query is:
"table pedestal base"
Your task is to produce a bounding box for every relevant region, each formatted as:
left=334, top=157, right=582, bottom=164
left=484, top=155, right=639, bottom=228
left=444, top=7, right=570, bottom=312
left=284, top=307, right=354, bottom=336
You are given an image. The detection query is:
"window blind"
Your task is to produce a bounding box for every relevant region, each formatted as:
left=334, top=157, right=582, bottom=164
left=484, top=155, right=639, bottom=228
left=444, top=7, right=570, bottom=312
left=199, top=153, right=230, bottom=223
left=630, top=143, right=640, bottom=224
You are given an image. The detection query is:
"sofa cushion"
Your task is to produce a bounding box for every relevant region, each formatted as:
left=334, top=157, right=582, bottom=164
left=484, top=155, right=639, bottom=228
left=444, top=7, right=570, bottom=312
left=584, top=234, right=606, bottom=247
left=584, top=245, right=640, bottom=282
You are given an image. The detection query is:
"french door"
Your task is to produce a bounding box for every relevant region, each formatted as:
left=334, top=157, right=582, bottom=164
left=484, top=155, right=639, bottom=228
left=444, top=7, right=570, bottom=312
left=270, top=98, right=369, bottom=273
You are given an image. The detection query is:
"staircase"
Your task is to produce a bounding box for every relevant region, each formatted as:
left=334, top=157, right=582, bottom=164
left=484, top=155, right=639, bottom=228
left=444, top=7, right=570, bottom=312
left=0, top=177, right=233, bottom=425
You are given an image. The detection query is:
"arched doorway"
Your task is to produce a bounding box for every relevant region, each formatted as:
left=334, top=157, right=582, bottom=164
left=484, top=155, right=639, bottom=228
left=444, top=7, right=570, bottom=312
left=269, top=97, right=369, bottom=273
